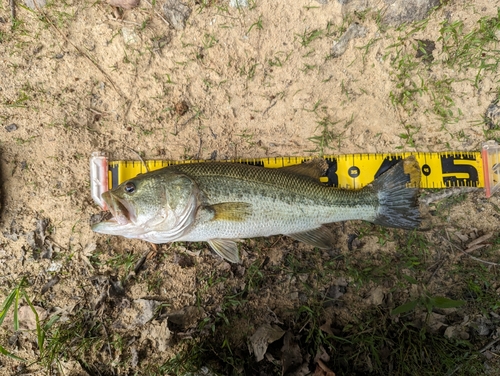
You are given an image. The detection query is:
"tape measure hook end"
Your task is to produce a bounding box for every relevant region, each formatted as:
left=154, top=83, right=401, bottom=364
left=90, top=151, right=109, bottom=210
left=482, top=141, right=500, bottom=198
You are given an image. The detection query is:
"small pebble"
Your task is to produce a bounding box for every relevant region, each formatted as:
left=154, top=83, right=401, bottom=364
left=122, top=27, right=139, bottom=44
left=331, top=23, right=367, bottom=58
left=5, top=123, right=18, bottom=132
left=382, top=0, right=440, bottom=26
left=163, top=0, right=192, bottom=30
left=108, top=0, right=140, bottom=9
left=229, top=0, right=248, bottom=7
left=24, top=0, right=46, bottom=10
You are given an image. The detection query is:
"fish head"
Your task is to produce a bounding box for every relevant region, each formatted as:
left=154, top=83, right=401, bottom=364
left=92, top=168, right=199, bottom=240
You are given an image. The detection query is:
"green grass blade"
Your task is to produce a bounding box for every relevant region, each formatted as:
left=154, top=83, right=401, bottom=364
left=0, top=344, right=25, bottom=361
left=23, top=292, right=44, bottom=355
left=0, top=289, right=17, bottom=327
left=392, top=299, right=419, bottom=315
left=13, top=288, right=19, bottom=331
left=429, top=296, right=466, bottom=309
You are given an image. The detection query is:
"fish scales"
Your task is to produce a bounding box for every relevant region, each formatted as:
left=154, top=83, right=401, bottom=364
left=171, top=163, right=379, bottom=240
left=92, top=157, right=421, bottom=263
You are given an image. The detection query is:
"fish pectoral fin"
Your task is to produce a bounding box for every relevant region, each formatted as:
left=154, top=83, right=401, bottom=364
left=287, top=226, right=335, bottom=249
left=209, top=202, right=252, bottom=222
left=208, top=239, right=240, bottom=263
left=280, top=159, right=328, bottom=180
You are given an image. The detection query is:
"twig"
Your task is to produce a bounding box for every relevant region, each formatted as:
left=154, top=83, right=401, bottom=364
left=175, top=112, right=201, bottom=135
left=262, top=99, right=277, bottom=116
left=133, top=248, right=152, bottom=275
left=439, top=235, right=500, bottom=267
left=426, top=258, right=447, bottom=285
left=86, top=107, right=104, bottom=116
left=465, top=254, right=500, bottom=266
left=479, top=337, right=500, bottom=353
left=447, top=337, right=500, bottom=376
left=466, top=233, right=494, bottom=248
left=9, top=0, right=15, bottom=27
left=124, top=246, right=156, bottom=284
left=143, top=0, right=170, bottom=26
left=420, top=187, right=481, bottom=205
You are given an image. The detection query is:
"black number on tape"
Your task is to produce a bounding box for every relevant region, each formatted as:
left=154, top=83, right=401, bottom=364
left=325, top=158, right=339, bottom=187
left=422, top=164, right=431, bottom=176
left=441, top=155, right=479, bottom=186
left=110, top=164, right=119, bottom=189
left=348, top=166, right=360, bottom=178
left=374, top=156, right=403, bottom=180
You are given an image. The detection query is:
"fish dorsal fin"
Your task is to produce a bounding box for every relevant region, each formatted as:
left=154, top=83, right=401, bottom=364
left=208, top=239, right=240, bottom=263
left=209, top=202, right=252, bottom=222
left=287, top=225, right=335, bottom=249
left=280, top=159, right=328, bottom=180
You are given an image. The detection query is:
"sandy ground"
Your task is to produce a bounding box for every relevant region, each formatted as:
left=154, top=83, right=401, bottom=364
left=0, top=0, right=499, bottom=374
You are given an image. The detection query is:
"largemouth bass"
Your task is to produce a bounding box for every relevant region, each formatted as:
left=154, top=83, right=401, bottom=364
left=92, top=157, right=420, bottom=263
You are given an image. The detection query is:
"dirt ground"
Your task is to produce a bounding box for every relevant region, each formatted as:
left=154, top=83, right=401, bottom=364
left=0, top=0, right=499, bottom=375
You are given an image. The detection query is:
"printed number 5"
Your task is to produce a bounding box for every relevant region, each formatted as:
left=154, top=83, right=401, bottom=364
left=440, top=156, right=479, bottom=187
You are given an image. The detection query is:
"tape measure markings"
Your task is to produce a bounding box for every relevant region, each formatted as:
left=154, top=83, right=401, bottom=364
left=106, top=152, right=484, bottom=190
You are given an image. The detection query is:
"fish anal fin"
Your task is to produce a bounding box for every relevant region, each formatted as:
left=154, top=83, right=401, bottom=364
left=280, top=159, right=328, bottom=180
left=208, top=239, right=240, bottom=263
left=210, top=202, right=251, bottom=222
left=287, top=226, right=335, bottom=249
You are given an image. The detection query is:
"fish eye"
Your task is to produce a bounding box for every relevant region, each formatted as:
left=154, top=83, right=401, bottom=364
left=124, top=182, right=136, bottom=194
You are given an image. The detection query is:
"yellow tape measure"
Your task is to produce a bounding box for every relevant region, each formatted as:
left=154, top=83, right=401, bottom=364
left=90, top=142, right=500, bottom=209
left=107, top=152, right=482, bottom=188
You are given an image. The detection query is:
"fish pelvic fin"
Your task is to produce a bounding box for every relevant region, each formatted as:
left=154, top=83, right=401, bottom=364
left=210, top=202, right=252, bottom=222
left=208, top=239, right=240, bottom=263
left=371, top=156, right=421, bottom=230
left=287, top=225, right=335, bottom=249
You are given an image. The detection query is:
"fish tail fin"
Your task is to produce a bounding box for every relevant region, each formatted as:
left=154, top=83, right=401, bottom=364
left=371, top=156, right=421, bottom=230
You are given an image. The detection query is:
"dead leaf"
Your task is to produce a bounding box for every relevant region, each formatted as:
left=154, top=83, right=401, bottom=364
left=464, top=232, right=494, bottom=253
left=365, top=286, right=385, bottom=306
left=281, top=331, right=303, bottom=375
left=444, top=325, right=470, bottom=340
left=41, top=275, right=60, bottom=295
left=314, top=359, right=336, bottom=376
left=249, top=324, right=285, bottom=362
left=140, top=320, right=171, bottom=352
left=314, top=345, right=331, bottom=364
left=319, top=319, right=333, bottom=336
left=467, top=232, right=493, bottom=247
left=165, top=306, right=205, bottom=329
left=133, top=299, right=161, bottom=326
left=2, top=306, right=47, bottom=331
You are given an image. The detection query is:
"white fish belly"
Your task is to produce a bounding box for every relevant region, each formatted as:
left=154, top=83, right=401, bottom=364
left=178, top=201, right=377, bottom=241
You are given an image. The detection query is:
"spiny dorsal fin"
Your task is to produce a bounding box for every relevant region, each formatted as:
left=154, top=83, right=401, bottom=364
left=208, top=239, right=240, bottom=263
left=287, top=225, right=335, bottom=249
left=209, top=202, right=252, bottom=222
left=280, top=159, right=328, bottom=180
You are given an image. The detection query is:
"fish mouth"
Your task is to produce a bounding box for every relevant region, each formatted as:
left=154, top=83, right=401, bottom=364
left=100, top=191, right=136, bottom=225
